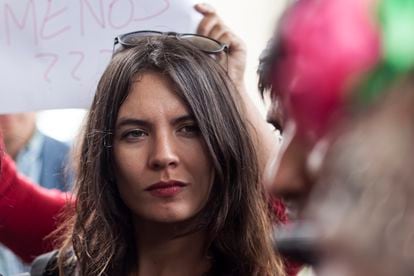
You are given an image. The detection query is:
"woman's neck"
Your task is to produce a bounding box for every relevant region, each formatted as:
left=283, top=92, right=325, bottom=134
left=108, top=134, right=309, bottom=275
left=132, top=220, right=211, bottom=276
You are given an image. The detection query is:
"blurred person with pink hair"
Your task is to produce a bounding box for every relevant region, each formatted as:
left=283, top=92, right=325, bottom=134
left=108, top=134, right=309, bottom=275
left=258, top=0, right=414, bottom=273
left=260, top=0, right=413, bottom=215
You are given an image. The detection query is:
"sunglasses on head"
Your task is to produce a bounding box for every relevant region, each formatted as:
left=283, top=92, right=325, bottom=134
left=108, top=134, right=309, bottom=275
left=113, top=30, right=229, bottom=69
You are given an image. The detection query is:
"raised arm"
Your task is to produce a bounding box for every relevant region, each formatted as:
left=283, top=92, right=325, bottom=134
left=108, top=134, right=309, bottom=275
left=195, top=3, right=279, bottom=177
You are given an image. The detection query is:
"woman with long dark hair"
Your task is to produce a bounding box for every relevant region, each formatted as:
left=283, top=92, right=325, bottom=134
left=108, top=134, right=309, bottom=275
left=1, top=7, right=290, bottom=275
left=44, top=29, right=284, bottom=275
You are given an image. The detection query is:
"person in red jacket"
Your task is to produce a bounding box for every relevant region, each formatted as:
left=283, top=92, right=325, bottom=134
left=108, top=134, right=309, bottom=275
left=0, top=147, right=72, bottom=263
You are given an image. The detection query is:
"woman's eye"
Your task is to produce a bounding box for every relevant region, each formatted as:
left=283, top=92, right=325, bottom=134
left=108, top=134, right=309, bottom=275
left=122, top=129, right=147, bottom=140
left=179, top=124, right=200, bottom=136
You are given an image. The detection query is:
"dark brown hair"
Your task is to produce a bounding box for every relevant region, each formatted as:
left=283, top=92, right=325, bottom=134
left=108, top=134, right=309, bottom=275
left=58, top=36, right=285, bottom=275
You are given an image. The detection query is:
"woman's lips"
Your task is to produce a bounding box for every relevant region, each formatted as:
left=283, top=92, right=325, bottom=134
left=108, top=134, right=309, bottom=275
left=145, top=181, right=188, bottom=197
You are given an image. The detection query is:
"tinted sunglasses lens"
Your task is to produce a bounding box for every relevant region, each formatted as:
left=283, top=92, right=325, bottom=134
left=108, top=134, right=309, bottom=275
left=182, top=35, right=224, bottom=53
left=120, top=32, right=161, bottom=45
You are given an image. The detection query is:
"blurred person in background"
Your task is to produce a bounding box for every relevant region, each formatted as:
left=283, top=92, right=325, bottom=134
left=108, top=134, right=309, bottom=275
left=306, top=75, right=414, bottom=276
left=0, top=112, right=72, bottom=190
left=0, top=142, right=71, bottom=268
left=259, top=0, right=381, bottom=218
left=257, top=0, right=414, bottom=273
left=0, top=112, right=73, bottom=275
left=259, top=0, right=414, bottom=218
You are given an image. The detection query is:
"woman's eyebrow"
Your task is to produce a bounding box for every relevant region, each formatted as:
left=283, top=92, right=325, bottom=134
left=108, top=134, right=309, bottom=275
left=171, top=114, right=195, bottom=125
left=115, top=115, right=195, bottom=128
left=116, top=118, right=150, bottom=129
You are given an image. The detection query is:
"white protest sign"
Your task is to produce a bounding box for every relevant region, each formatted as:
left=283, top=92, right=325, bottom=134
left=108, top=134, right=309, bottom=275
left=0, top=0, right=202, bottom=114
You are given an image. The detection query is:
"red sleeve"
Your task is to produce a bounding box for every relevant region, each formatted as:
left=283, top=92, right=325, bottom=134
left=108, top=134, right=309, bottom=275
left=0, top=153, right=74, bottom=262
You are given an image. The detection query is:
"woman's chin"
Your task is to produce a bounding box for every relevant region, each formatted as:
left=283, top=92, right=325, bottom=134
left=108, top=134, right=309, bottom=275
left=135, top=208, right=198, bottom=225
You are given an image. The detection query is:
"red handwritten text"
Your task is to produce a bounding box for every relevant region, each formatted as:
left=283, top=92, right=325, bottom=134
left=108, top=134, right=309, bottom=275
left=40, top=0, right=71, bottom=40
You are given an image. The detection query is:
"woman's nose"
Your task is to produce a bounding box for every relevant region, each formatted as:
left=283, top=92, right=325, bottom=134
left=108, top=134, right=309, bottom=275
left=148, top=134, right=179, bottom=170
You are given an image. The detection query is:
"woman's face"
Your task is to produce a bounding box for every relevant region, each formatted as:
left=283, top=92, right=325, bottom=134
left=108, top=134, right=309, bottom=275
left=113, top=72, right=214, bottom=224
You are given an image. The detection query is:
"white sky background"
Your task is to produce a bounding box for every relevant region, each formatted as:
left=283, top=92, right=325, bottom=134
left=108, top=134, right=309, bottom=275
left=37, top=1, right=288, bottom=142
